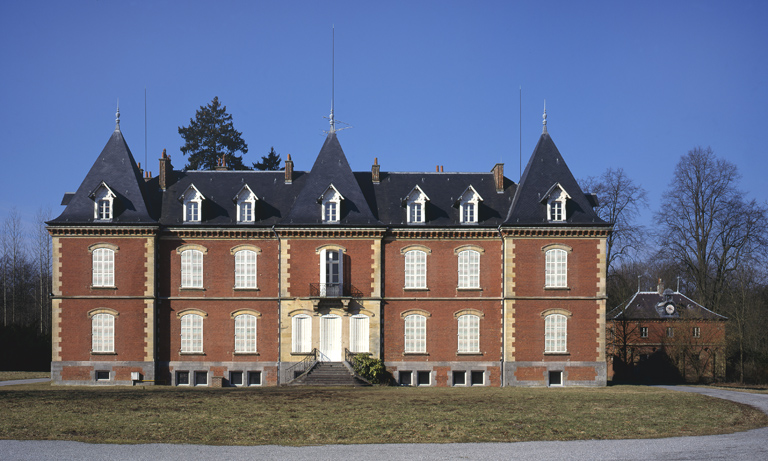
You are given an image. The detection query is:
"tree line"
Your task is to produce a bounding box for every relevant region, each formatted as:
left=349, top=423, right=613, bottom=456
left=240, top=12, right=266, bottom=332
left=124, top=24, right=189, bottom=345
left=586, top=147, right=768, bottom=384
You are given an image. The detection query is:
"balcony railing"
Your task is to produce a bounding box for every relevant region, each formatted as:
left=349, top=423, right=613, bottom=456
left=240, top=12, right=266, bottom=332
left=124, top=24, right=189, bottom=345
left=309, top=283, right=363, bottom=298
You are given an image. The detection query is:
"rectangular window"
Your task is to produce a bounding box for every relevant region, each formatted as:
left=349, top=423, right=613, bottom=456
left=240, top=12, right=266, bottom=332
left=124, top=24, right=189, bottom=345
left=186, top=201, right=199, bottom=222
left=350, top=315, right=369, bottom=353
left=292, top=315, right=311, bottom=353
left=181, top=250, right=203, bottom=288
left=248, top=371, right=262, bottom=386
left=548, top=370, right=563, bottom=386
left=692, top=327, right=701, bottom=338
left=234, top=250, right=257, bottom=289
left=550, top=201, right=563, bottom=221
left=229, top=371, right=243, bottom=386
left=640, top=326, right=648, bottom=338
left=545, top=249, right=567, bottom=288
left=324, top=201, right=337, bottom=222
left=176, top=371, right=190, bottom=385
left=462, top=203, right=475, bottom=223
left=92, top=248, right=115, bottom=287
left=399, top=371, right=412, bottom=386
left=95, top=371, right=110, bottom=381
left=458, top=250, right=480, bottom=289
left=404, top=250, right=427, bottom=289
left=470, top=371, right=484, bottom=386
left=452, top=370, right=466, bottom=386
left=98, top=199, right=111, bottom=220
left=194, top=371, right=208, bottom=386
left=457, top=314, right=480, bottom=353
left=667, top=327, right=674, bottom=338
left=234, top=314, right=257, bottom=353
left=240, top=202, right=253, bottom=222
left=545, top=314, right=567, bottom=353
left=91, top=313, right=115, bottom=353
left=416, top=371, right=431, bottom=386
left=409, top=203, right=423, bottom=223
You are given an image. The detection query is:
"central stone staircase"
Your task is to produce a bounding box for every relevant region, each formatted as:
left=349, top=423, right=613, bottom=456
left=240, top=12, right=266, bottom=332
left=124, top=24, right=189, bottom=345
left=289, top=361, right=370, bottom=386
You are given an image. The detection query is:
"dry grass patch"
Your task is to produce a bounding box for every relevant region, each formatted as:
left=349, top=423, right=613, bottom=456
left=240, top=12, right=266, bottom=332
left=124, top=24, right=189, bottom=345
left=0, top=383, right=765, bottom=445
left=0, top=371, right=50, bottom=382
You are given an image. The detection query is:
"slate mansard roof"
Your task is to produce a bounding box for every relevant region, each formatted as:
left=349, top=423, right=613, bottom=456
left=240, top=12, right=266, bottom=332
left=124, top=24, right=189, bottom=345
left=608, top=290, right=728, bottom=321
left=51, top=128, right=605, bottom=229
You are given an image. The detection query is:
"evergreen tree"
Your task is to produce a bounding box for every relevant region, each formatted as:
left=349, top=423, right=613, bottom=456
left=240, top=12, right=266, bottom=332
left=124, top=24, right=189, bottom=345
left=253, top=147, right=283, bottom=171
left=178, top=97, right=249, bottom=170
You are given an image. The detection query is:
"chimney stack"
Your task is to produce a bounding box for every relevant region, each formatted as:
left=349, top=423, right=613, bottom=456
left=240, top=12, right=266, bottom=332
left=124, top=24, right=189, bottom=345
left=284, top=154, right=294, bottom=184
left=372, top=157, right=380, bottom=184
left=215, top=153, right=229, bottom=171
left=159, top=149, right=174, bottom=191
left=492, top=163, right=504, bottom=193
left=657, top=278, right=664, bottom=295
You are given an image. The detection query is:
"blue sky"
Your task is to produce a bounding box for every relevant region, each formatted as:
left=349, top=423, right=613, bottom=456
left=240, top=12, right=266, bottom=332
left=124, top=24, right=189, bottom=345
left=1, top=1, right=766, bottom=236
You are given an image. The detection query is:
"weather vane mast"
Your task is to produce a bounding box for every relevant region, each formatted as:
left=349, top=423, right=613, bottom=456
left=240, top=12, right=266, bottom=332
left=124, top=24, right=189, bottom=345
left=115, top=100, right=121, bottom=132
left=324, top=25, right=351, bottom=135
left=542, top=100, right=547, bottom=134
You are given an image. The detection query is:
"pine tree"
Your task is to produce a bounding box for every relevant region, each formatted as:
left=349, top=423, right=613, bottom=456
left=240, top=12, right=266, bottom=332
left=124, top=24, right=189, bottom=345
left=178, top=97, right=249, bottom=170
left=253, top=147, right=283, bottom=171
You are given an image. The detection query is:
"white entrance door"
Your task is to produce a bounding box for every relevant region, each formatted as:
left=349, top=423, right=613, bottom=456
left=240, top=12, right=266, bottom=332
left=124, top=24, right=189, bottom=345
left=319, top=315, right=342, bottom=361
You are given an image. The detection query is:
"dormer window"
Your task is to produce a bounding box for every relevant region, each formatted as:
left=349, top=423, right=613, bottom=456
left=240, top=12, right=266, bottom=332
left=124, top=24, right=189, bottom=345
left=179, top=184, right=205, bottom=223
left=90, top=182, right=116, bottom=221
left=318, top=184, right=343, bottom=224
left=233, top=184, right=258, bottom=224
left=456, top=185, right=483, bottom=224
left=404, top=185, right=430, bottom=224
left=542, top=183, right=570, bottom=222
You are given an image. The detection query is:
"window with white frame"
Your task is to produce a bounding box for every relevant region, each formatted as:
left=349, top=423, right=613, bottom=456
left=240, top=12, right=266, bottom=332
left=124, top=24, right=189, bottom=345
left=404, top=314, right=426, bottom=353
left=545, top=248, right=567, bottom=288
left=692, top=327, right=701, bottom=338
left=457, top=314, right=480, bottom=353
left=404, top=185, right=429, bottom=224
left=92, top=248, right=115, bottom=287
left=234, top=250, right=257, bottom=289
left=544, top=184, right=569, bottom=222
left=234, top=185, right=257, bottom=223
left=319, top=185, right=343, bottom=223
left=640, top=326, right=649, bottom=338
left=180, top=313, right=204, bottom=353
left=319, top=248, right=344, bottom=296
left=292, top=314, right=312, bottom=353
left=350, top=314, right=369, bottom=353
left=180, top=184, right=204, bottom=223
left=544, top=313, right=567, bottom=353
left=181, top=249, right=203, bottom=288
left=234, top=314, right=257, bottom=353
left=91, top=182, right=116, bottom=221
left=457, top=249, right=480, bottom=289
left=457, top=185, right=483, bottom=224
left=91, top=313, right=115, bottom=353
left=404, top=250, right=427, bottom=289
left=667, top=327, right=674, bottom=338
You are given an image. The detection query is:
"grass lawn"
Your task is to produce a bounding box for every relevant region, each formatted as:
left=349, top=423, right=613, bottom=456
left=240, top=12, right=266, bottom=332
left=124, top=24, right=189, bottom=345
left=0, top=371, right=50, bottom=382
left=0, top=383, right=765, bottom=446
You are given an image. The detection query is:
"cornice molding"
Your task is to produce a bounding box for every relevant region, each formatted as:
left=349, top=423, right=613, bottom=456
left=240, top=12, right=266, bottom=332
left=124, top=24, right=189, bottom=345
left=47, top=226, right=158, bottom=237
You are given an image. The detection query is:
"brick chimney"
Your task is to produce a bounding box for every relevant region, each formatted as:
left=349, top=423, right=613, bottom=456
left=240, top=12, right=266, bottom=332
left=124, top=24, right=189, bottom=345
left=214, top=153, right=229, bottom=171
left=284, top=154, right=293, bottom=184
left=657, top=278, right=664, bottom=295
left=492, top=163, right=504, bottom=193
left=159, top=149, right=174, bottom=191
left=372, top=157, right=380, bottom=184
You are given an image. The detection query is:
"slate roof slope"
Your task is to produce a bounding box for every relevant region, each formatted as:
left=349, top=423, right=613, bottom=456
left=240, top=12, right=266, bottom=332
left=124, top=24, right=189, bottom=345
left=284, top=133, right=377, bottom=225
left=50, top=130, right=156, bottom=225
left=364, top=171, right=515, bottom=226
left=608, top=291, right=727, bottom=321
left=159, top=170, right=307, bottom=226
left=506, top=132, right=605, bottom=226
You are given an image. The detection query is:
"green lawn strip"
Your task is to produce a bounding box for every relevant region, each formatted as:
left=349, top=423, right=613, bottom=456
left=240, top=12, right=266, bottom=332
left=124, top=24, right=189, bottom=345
left=0, top=385, right=765, bottom=445
left=0, top=371, right=50, bottom=382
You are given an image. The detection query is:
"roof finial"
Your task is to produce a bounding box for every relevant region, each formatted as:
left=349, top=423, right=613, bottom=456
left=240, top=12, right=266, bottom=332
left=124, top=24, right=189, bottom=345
left=115, top=100, right=121, bottom=132
left=323, top=25, right=351, bottom=135
left=542, top=99, right=547, bottom=134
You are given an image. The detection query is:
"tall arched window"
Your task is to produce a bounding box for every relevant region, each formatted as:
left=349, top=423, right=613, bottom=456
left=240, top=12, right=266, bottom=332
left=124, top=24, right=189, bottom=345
left=404, top=250, right=427, bottom=289
left=350, top=314, right=369, bottom=353
left=234, top=314, right=257, bottom=353
left=544, top=314, right=567, bottom=353
left=457, top=314, right=480, bottom=353
left=181, top=313, right=204, bottom=353
left=181, top=249, right=203, bottom=288
left=234, top=250, right=257, bottom=288
left=292, top=314, right=312, bottom=353
left=457, top=249, right=480, bottom=289
left=404, top=314, right=426, bottom=353
left=545, top=249, right=567, bottom=288
left=92, top=248, right=115, bottom=287
left=91, top=313, right=115, bottom=353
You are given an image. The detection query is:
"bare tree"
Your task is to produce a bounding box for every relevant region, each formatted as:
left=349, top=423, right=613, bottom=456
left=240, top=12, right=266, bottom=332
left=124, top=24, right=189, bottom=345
left=3, top=209, right=26, bottom=325
left=34, top=207, right=52, bottom=333
left=583, top=168, right=649, bottom=276
left=656, top=147, right=768, bottom=312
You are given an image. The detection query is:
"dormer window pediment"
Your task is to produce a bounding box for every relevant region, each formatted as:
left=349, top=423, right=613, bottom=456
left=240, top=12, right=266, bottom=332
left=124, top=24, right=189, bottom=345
left=233, top=184, right=258, bottom=223
left=403, top=185, right=430, bottom=224
left=541, top=183, right=571, bottom=222
left=89, top=181, right=117, bottom=221
left=179, top=184, right=205, bottom=223
left=455, top=185, right=483, bottom=224
left=318, top=184, right=344, bottom=223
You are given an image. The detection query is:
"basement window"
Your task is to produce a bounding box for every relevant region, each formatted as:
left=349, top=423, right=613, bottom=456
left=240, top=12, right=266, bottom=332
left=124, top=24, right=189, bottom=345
left=95, top=371, right=110, bottom=381
left=452, top=370, right=466, bottom=386
left=248, top=371, right=262, bottom=386
left=229, top=371, right=243, bottom=387
left=416, top=371, right=431, bottom=386
left=399, top=371, right=412, bottom=386
left=176, top=371, right=190, bottom=386
left=470, top=371, right=484, bottom=386
left=548, top=371, right=563, bottom=387
left=195, top=371, right=208, bottom=386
